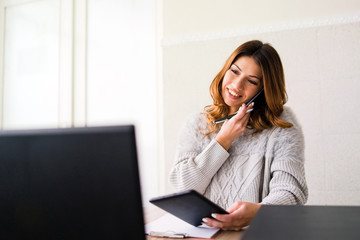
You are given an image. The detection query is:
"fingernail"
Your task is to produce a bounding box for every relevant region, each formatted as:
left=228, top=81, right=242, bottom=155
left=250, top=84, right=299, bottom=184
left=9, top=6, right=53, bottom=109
left=202, top=218, right=208, bottom=223
left=251, top=102, right=255, bottom=106
left=211, top=213, right=217, bottom=219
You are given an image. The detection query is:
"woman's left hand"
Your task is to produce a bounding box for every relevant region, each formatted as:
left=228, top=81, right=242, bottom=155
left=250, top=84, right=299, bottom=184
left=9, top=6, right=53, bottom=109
left=202, top=201, right=262, bottom=231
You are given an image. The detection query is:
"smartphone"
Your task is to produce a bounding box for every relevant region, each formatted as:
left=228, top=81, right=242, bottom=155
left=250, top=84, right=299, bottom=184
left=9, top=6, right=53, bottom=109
left=213, top=88, right=264, bottom=124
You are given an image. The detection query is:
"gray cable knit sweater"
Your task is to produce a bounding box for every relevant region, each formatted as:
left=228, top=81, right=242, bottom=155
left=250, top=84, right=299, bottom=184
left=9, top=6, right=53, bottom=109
left=169, top=107, right=308, bottom=209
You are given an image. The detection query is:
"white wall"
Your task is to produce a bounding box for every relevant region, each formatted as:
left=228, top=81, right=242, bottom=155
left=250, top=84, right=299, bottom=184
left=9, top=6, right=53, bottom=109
left=86, top=0, right=158, bottom=206
left=162, top=0, right=360, bottom=37
left=160, top=0, right=360, bottom=205
left=2, top=0, right=60, bottom=129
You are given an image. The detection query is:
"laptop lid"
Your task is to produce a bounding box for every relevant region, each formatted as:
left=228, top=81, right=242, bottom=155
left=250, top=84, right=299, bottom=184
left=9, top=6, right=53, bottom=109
left=242, top=205, right=360, bottom=240
left=0, top=125, right=145, bottom=239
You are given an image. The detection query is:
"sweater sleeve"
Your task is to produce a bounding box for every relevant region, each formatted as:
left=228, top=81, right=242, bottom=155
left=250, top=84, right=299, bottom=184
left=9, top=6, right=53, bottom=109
left=261, top=119, right=308, bottom=205
left=168, top=114, right=230, bottom=194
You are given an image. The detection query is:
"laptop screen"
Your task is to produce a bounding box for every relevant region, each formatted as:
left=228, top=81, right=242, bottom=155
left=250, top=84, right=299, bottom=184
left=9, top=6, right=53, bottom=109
left=0, top=125, right=145, bottom=239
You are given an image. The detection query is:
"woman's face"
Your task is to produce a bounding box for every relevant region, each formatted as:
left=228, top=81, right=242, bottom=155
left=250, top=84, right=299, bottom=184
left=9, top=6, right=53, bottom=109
left=222, top=56, right=263, bottom=114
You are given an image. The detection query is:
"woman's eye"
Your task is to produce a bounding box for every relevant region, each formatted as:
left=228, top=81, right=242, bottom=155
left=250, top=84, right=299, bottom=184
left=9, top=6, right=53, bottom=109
left=231, top=69, right=239, bottom=74
left=248, top=79, right=258, bottom=85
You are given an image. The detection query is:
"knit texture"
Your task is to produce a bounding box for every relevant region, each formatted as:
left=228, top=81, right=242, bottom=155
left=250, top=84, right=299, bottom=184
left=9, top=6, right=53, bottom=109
left=169, top=107, right=308, bottom=209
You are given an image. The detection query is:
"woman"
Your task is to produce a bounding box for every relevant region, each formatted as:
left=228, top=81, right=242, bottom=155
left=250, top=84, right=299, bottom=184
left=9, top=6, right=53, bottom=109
left=169, top=40, right=308, bottom=230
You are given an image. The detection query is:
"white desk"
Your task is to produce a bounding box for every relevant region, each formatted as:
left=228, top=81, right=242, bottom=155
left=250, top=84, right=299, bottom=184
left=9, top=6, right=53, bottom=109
left=144, top=207, right=244, bottom=240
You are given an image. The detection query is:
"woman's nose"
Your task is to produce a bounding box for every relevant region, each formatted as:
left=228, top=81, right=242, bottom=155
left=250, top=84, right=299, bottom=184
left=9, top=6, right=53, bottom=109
left=233, top=76, right=246, bottom=90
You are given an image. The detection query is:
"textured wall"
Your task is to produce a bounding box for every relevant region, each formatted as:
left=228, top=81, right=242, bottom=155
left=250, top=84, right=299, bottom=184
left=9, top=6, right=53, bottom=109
left=161, top=21, right=360, bottom=205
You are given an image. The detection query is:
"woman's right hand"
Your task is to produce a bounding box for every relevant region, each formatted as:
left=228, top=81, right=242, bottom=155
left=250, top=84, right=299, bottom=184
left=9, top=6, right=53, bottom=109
left=202, top=201, right=262, bottom=231
left=215, top=103, right=254, bottom=150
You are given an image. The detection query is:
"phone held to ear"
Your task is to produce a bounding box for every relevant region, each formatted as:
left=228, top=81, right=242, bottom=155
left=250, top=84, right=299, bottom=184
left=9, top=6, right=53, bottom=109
left=213, top=88, right=264, bottom=124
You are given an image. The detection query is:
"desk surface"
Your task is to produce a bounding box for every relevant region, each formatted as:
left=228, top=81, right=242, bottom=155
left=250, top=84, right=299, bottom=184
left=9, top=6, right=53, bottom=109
left=242, top=205, right=360, bottom=240
left=144, top=207, right=244, bottom=240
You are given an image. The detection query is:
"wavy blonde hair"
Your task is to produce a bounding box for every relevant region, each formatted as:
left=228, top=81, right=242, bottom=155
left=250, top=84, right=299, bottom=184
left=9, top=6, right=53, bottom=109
left=204, top=40, right=292, bottom=136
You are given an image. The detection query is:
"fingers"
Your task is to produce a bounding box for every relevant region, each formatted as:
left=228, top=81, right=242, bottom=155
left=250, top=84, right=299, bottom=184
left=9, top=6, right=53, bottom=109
left=211, top=213, right=232, bottom=223
left=202, top=202, right=261, bottom=231
left=235, top=102, right=254, bottom=118
left=226, top=202, right=243, bottom=213
left=202, top=214, right=243, bottom=231
left=228, top=103, right=252, bottom=131
left=202, top=214, right=235, bottom=230
left=215, top=102, right=254, bottom=150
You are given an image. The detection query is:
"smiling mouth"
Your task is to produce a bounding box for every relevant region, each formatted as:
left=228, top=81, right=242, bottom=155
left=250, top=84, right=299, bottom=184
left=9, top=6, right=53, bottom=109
left=228, top=88, right=241, bottom=97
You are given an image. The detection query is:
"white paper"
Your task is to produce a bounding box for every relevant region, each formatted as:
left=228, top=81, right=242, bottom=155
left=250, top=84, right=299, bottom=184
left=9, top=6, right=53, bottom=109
left=145, top=213, right=220, bottom=238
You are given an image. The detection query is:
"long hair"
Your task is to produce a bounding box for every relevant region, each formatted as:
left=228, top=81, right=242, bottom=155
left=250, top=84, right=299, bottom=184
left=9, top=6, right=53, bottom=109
left=204, top=40, right=292, bottom=135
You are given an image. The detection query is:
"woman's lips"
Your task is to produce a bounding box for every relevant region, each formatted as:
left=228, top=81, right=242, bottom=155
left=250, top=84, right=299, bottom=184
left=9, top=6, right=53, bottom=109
left=227, top=88, right=242, bottom=99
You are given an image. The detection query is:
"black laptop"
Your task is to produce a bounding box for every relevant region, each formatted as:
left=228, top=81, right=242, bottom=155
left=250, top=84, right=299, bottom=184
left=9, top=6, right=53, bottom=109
left=242, top=205, right=360, bottom=240
left=0, top=125, right=145, bottom=239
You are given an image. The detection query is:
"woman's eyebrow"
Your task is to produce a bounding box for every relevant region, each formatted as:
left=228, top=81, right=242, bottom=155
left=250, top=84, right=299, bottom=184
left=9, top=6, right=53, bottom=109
left=233, top=64, right=241, bottom=71
left=249, top=74, right=262, bottom=80
left=233, top=64, right=262, bottom=80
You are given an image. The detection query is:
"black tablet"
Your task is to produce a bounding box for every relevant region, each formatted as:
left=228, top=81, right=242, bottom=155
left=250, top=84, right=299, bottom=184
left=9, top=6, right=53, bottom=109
left=149, top=189, right=228, bottom=226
